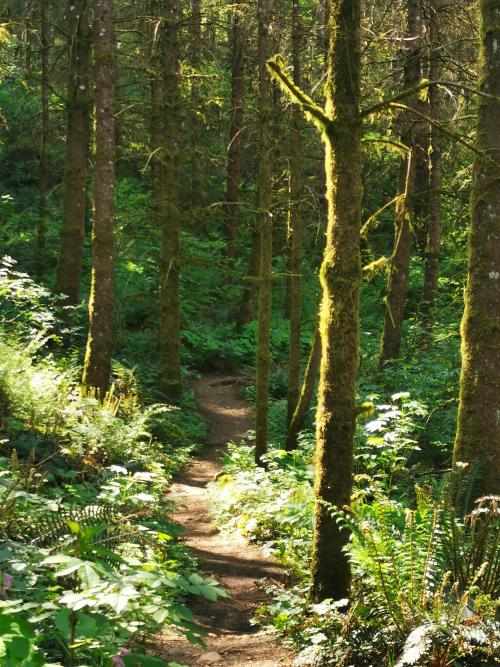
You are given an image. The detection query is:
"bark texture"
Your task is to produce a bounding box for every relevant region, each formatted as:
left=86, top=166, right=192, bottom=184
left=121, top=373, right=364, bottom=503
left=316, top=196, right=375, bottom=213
left=225, top=0, right=245, bottom=259
left=310, top=0, right=363, bottom=601
left=286, top=0, right=304, bottom=427
left=453, top=0, right=500, bottom=496
left=379, top=0, right=422, bottom=366
left=159, top=0, right=182, bottom=400
left=254, top=0, right=273, bottom=464
left=150, top=0, right=163, bottom=231
left=55, top=0, right=91, bottom=304
left=83, top=0, right=115, bottom=396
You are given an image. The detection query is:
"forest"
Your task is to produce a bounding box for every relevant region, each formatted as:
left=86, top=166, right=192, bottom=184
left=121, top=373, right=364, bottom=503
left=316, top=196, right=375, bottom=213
left=0, top=0, right=499, bottom=665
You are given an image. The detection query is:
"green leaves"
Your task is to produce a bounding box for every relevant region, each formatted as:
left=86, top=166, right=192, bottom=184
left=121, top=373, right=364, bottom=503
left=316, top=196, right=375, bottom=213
left=0, top=613, right=44, bottom=666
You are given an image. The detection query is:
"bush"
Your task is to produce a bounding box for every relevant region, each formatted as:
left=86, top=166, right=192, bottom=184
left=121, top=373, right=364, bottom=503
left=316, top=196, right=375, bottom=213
left=0, top=263, right=227, bottom=666
left=209, top=401, right=499, bottom=667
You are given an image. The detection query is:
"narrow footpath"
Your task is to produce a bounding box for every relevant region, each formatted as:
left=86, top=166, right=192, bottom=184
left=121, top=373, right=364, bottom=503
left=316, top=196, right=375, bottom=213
left=159, top=374, right=294, bottom=666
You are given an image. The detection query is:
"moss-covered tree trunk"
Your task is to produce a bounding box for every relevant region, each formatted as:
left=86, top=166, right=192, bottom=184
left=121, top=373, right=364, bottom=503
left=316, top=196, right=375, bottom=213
left=82, top=0, right=115, bottom=396
left=36, top=0, right=50, bottom=275
left=286, top=0, right=304, bottom=427
left=55, top=0, right=91, bottom=304
left=225, top=0, right=245, bottom=260
left=159, top=0, right=182, bottom=401
left=453, top=0, right=500, bottom=496
left=424, top=2, right=442, bottom=307
left=310, top=0, right=362, bottom=602
left=379, top=0, right=422, bottom=366
left=254, top=0, right=273, bottom=465
left=268, top=0, right=362, bottom=596
left=285, top=327, right=320, bottom=451
left=189, top=0, right=202, bottom=207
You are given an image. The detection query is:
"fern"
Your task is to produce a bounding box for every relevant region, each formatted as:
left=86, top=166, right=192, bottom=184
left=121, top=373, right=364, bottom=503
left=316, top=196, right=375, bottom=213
left=446, top=460, right=486, bottom=517
left=349, top=491, right=499, bottom=666
left=442, top=495, right=500, bottom=598
left=349, top=496, right=447, bottom=637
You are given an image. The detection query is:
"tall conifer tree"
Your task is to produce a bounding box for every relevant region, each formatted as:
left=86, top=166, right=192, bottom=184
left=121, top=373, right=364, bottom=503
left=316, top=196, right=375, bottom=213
left=453, top=0, right=500, bottom=496
left=158, top=0, right=182, bottom=400
left=55, top=0, right=92, bottom=304
left=83, top=0, right=116, bottom=395
left=254, top=0, right=274, bottom=464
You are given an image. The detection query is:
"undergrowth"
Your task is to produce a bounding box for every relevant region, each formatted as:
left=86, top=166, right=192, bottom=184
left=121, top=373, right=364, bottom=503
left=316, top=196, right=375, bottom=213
left=210, top=392, right=499, bottom=666
left=0, top=258, right=228, bottom=666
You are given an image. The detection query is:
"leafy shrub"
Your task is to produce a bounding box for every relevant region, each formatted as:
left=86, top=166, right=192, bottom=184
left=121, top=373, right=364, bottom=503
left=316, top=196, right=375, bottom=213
left=210, top=402, right=499, bottom=666
left=0, top=255, right=68, bottom=343
left=0, top=269, right=226, bottom=665
left=0, top=459, right=228, bottom=666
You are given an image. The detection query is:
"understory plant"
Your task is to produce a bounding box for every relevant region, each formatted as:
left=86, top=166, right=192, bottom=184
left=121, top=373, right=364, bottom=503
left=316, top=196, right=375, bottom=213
left=0, top=457, right=228, bottom=666
left=210, top=395, right=499, bottom=666
left=0, top=265, right=227, bottom=666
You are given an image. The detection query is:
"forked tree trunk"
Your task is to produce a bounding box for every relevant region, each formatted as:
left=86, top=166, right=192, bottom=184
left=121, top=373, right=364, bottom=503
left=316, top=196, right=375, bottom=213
left=37, top=0, right=49, bottom=274
left=254, top=0, right=273, bottom=464
left=453, top=0, right=500, bottom=496
left=82, top=0, right=115, bottom=396
left=379, top=0, right=423, bottom=366
left=225, top=0, right=245, bottom=260
left=286, top=0, right=304, bottom=427
left=55, top=0, right=91, bottom=304
left=423, top=2, right=442, bottom=307
left=159, top=0, right=182, bottom=400
left=268, top=0, right=362, bottom=596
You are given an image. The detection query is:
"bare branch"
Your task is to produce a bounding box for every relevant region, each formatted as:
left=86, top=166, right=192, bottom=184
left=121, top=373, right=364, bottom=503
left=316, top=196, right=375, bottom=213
left=361, top=79, right=500, bottom=118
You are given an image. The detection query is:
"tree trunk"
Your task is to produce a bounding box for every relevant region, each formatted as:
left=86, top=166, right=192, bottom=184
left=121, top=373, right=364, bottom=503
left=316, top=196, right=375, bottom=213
left=423, top=2, right=442, bottom=307
left=285, top=327, right=321, bottom=451
left=412, top=128, right=430, bottom=257
left=379, top=0, right=422, bottom=366
left=286, top=0, right=304, bottom=427
left=237, top=224, right=260, bottom=327
left=82, top=0, right=116, bottom=396
left=159, top=0, right=182, bottom=401
left=453, top=0, right=500, bottom=497
left=254, top=0, right=273, bottom=465
left=55, top=0, right=91, bottom=304
left=189, top=0, right=202, bottom=207
left=310, top=0, right=363, bottom=602
left=150, top=0, right=163, bottom=230
left=225, top=0, right=245, bottom=260
left=37, top=0, right=49, bottom=274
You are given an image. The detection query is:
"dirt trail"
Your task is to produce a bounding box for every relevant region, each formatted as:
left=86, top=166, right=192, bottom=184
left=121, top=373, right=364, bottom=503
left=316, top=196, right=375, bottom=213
left=159, top=374, right=293, bottom=666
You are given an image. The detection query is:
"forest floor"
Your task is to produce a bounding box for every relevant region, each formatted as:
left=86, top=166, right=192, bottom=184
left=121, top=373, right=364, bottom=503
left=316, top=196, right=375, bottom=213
left=159, top=374, right=294, bottom=666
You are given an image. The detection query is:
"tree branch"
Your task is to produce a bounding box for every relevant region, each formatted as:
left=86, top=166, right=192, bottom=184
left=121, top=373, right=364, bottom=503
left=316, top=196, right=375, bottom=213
left=266, top=55, right=332, bottom=134
left=361, top=79, right=500, bottom=118
left=389, top=102, right=494, bottom=163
